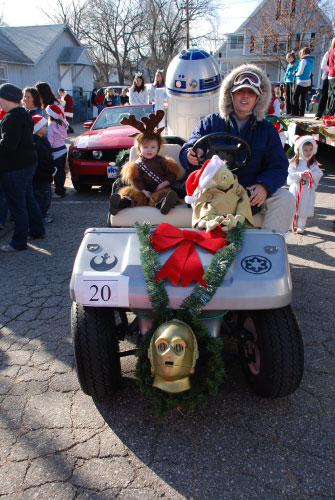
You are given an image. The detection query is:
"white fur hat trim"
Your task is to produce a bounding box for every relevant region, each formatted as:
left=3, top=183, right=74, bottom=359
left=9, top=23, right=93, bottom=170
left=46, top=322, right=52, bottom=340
left=294, top=135, right=318, bottom=157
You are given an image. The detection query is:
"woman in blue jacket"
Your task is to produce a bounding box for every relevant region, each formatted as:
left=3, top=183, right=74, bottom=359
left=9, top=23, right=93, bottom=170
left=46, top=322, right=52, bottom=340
left=292, top=47, right=314, bottom=117
left=284, top=52, right=299, bottom=115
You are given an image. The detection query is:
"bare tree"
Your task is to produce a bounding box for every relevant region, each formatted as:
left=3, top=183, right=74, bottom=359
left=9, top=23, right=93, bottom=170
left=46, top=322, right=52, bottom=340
left=135, top=0, right=219, bottom=79
left=246, top=0, right=333, bottom=71
left=41, top=0, right=89, bottom=39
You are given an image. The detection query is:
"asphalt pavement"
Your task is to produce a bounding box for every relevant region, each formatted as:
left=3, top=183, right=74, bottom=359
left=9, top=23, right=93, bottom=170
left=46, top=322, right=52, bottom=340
left=0, top=128, right=334, bottom=499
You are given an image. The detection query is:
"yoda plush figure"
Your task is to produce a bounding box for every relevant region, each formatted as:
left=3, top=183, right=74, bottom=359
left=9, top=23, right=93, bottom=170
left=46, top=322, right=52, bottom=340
left=185, top=155, right=254, bottom=232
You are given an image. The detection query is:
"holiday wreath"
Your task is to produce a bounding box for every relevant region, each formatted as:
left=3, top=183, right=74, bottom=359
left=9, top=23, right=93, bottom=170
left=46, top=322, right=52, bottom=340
left=135, top=221, right=245, bottom=418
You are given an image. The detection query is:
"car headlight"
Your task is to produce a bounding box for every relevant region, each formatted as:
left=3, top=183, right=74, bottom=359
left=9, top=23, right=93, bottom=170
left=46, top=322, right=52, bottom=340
left=92, top=150, right=103, bottom=159
left=71, top=149, right=83, bottom=158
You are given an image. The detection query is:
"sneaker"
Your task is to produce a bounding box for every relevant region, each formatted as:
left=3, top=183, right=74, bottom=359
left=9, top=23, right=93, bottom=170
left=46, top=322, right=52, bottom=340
left=160, top=190, right=178, bottom=215
left=1, top=244, right=18, bottom=252
left=296, top=228, right=304, bottom=234
left=53, top=192, right=66, bottom=198
left=43, top=215, right=54, bottom=223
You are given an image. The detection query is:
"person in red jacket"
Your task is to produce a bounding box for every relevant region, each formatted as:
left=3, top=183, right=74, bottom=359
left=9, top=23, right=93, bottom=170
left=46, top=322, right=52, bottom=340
left=58, top=88, right=74, bottom=133
left=326, top=38, right=335, bottom=115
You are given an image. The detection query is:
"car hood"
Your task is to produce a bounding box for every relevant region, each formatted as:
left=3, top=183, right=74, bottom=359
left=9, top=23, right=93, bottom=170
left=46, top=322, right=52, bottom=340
left=74, top=125, right=136, bottom=149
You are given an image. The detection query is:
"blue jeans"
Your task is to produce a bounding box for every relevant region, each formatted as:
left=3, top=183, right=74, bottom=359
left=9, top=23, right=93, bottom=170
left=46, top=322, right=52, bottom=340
left=33, top=182, right=51, bottom=217
left=0, top=164, right=45, bottom=249
left=0, top=182, right=8, bottom=226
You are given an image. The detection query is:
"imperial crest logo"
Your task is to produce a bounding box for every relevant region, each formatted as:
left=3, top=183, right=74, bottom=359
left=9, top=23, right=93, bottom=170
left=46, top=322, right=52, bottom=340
left=241, top=255, right=272, bottom=274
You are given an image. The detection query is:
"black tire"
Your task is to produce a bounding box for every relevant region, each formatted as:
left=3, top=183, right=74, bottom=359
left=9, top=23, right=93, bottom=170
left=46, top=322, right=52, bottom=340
left=71, top=302, right=122, bottom=397
left=239, top=305, right=304, bottom=397
left=71, top=178, right=91, bottom=192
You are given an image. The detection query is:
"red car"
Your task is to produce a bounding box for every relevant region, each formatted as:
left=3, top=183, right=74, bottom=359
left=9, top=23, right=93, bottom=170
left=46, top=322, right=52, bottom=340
left=69, top=104, right=153, bottom=191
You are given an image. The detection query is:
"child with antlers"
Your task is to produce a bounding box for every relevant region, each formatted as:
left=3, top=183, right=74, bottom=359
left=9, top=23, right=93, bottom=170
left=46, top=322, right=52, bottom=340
left=109, top=110, right=179, bottom=215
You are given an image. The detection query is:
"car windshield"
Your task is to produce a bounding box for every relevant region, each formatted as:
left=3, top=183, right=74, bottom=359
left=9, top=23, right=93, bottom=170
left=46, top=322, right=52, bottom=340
left=92, top=105, right=153, bottom=130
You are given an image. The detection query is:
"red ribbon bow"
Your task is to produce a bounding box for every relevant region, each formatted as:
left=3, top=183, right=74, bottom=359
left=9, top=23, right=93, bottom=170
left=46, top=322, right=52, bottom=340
left=151, top=223, right=228, bottom=287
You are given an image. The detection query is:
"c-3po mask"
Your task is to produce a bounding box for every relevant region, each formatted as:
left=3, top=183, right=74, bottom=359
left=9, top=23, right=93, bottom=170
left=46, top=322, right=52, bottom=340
left=148, top=319, right=199, bottom=393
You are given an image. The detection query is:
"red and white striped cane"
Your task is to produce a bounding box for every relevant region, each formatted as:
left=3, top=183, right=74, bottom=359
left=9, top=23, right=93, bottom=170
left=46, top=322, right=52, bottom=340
left=292, top=170, right=313, bottom=232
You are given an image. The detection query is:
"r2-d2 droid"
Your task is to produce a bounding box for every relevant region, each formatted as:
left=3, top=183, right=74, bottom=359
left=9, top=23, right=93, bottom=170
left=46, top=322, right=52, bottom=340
left=166, top=48, right=221, bottom=140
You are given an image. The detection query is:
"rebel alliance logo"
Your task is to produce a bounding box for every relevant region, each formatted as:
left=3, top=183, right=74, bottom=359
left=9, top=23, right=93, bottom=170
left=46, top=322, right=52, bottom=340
left=90, top=253, right=118, bottom=271
left=241, top=255, right=272, bottom=274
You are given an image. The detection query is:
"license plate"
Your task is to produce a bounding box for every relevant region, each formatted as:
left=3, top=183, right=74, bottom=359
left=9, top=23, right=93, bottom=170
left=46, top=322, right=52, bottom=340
left=107, top=164, right=118, bottom=178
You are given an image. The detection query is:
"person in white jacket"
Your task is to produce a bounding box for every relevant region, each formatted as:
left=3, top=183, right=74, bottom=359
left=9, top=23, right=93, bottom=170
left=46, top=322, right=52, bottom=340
left=287, top=136, right=323, bottom=234
left=129, top=74, right=149, bottom=105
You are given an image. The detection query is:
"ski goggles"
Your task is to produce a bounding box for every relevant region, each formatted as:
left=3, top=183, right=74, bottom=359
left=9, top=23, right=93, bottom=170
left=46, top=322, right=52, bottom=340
left=231, top=71, right=263, bottom=95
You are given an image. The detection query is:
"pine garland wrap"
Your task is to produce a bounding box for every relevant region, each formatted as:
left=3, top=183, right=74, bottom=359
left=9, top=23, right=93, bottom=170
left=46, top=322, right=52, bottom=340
left=134, top=221, right=246, bottom=418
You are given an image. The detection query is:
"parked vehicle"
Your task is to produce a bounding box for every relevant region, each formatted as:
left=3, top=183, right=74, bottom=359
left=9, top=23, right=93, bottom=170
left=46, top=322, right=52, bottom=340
left=68, top=104, right=153, bottom=191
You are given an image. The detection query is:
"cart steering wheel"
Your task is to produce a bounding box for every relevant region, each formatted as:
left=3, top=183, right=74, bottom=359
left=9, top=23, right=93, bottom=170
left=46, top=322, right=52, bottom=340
left=192, top=132, right=251, bottom=172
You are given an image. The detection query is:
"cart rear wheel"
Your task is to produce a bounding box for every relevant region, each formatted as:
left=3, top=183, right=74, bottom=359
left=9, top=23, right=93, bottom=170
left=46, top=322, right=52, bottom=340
left=71, top=302, right=122, bottom=397
left=239, top=305, right=304, bottom=397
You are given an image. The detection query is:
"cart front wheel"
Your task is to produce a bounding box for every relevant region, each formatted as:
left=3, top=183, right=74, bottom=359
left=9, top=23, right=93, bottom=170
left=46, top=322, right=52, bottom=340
left=239, top=305, right=304, bottom=397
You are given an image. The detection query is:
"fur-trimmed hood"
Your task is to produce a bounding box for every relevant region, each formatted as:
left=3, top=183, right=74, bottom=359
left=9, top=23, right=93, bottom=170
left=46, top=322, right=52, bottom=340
left=219, top=64, right=272, bottom=122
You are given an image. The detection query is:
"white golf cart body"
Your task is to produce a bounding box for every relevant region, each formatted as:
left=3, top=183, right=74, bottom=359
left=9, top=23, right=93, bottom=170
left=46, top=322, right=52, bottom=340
left=70, top=143, right=303, bottom=400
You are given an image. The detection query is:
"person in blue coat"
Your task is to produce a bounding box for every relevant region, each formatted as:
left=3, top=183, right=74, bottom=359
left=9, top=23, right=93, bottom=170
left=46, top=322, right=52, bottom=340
left=284, top=52, right=299, bottom=115
left=179, top=63, right=295, bottom=234
left=292, top=47, right=314, bottom=117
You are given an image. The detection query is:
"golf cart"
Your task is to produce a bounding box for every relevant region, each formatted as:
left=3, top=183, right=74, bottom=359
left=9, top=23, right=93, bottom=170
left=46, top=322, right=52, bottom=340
left=70, top=133, right=304, bottom=402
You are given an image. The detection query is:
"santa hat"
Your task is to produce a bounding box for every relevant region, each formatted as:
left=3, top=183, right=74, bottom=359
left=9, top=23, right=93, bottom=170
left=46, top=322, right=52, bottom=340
left=32, top=114, right=47, bottom=133
left=294, top=135, right=318, bottom=159
left=185, top=155, right=225, bottom=204
left=46, top=104, right=66, bottom=123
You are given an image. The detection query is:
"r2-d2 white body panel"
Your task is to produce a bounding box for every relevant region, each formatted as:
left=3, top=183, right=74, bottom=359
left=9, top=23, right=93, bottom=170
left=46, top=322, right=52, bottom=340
left=166, top=48, right=221, bottom=140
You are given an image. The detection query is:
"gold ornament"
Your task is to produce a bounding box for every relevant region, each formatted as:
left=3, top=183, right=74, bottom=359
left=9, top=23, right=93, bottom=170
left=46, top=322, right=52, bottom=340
left=148, top=319, right=199, bottom=393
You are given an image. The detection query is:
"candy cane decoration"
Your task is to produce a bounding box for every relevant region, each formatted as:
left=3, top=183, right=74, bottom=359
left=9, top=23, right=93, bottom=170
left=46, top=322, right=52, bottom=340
left=292, top=170, right=313, bottom=232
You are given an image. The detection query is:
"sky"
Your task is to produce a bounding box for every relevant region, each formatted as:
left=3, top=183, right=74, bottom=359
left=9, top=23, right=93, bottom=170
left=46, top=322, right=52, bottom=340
left=1, top=0, right=261, bottom=34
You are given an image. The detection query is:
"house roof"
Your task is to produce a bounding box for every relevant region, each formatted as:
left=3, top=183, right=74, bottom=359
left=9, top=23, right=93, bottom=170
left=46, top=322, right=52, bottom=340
left=0, top=24, right=80, bottom=65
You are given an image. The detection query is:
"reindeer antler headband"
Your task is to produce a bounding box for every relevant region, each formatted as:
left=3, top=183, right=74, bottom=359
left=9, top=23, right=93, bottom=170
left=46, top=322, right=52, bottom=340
left=120, top=109, right=165, bottom=137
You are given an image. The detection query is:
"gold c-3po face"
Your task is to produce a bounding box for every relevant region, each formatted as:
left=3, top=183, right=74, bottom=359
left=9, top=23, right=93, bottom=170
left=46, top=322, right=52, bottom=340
left=149, top=319, right=198, bottom=393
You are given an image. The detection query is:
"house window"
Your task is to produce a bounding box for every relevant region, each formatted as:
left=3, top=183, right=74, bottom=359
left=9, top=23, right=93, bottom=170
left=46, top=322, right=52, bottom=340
left=250, top=35, right=255, bottom=53
left=295, top=33, right=301, bottom=51
left=263, top=36, right=269, bottom=53
left=231, top=35, right=244, bottom=50
left=310, top=32, right=316, bottom=49
left=0, top=66, right=8, bottom=85
left=219, top=52, right=222, bottom=58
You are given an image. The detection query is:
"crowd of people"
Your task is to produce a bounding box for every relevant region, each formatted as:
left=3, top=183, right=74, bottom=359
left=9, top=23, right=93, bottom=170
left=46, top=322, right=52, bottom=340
left=0, top=81, right=73, bottom=251
left=91, top=70, right=166, bottom=119
left=0, top=61, right=327, bottom=253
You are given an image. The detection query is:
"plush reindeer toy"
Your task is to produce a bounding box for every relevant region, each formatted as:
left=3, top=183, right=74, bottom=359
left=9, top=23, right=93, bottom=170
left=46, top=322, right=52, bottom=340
left=109, top=110, right=180, bottom=215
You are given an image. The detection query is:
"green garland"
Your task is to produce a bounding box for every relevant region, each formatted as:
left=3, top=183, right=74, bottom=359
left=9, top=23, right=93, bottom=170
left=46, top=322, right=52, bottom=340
left=135, top=221, right=245, bottom=418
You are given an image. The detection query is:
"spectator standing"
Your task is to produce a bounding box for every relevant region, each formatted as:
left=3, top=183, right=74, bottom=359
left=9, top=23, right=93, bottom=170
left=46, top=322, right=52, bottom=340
left=326, top=38, right=335, bottom=116
left=129, top=74, right=149, bottom=105
left=91, top=88, right=98, bottom=117
left=94, top=89, right=105, bottom=115
left=58, top=88, right=74, bottom=133
left=315, top=49, right=330, bottom=120
left=120, top=88, right=129, bottom=105
left=0, top=83, right=45, bottom=251
left=150, top=70, right=166, bottom=127
left=292, top=47, right=314, bottom=117
left=268, top=85, right=281, bottom=116
left=287, top=136, right=323, bottom=234
left=284, top=52, right=298, bottom=116
left=35, top=82, right=59, bottom=109
left=46, top=104, right=68, bottom=198
left=32, top=115, right=56, bottom=223
left=23, top=87, right=46, bottom=118
left=104, top=87, right=120, bottom=107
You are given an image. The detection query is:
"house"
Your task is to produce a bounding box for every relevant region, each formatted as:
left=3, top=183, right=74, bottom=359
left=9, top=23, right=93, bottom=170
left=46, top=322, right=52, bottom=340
left=215, top=0, right=332, bottom=87
left=0, top=24, right=96, bottom=120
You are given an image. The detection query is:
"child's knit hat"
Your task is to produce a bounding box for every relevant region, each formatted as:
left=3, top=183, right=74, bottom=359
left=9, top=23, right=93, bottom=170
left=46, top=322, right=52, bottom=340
left=32, top=114, right=47, bottom=133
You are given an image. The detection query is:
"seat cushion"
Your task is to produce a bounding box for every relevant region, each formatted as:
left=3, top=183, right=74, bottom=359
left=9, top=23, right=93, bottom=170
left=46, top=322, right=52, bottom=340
left=109, top=201, right=264, bottom=228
